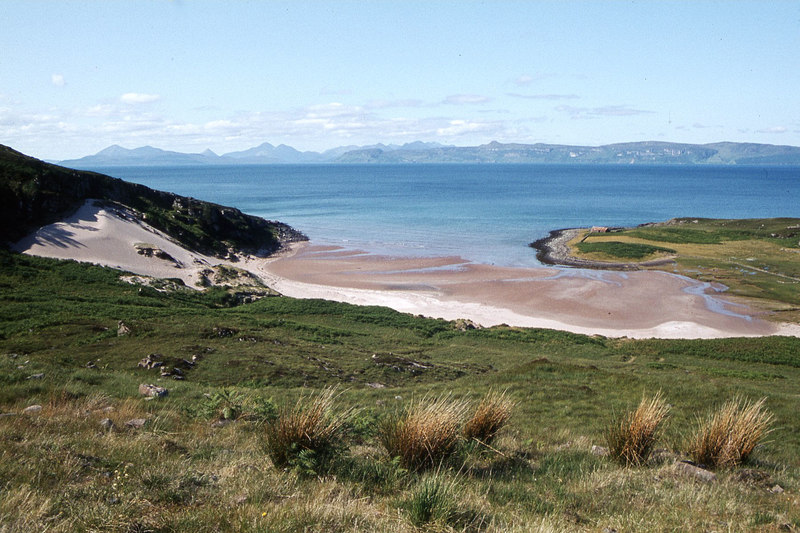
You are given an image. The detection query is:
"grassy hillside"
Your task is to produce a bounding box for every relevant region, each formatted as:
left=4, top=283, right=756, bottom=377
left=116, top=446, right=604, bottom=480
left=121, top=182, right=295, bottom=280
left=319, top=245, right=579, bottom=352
left=1, top=250, right=799, bottom=531
left=0, top=144, right=306, bottom=256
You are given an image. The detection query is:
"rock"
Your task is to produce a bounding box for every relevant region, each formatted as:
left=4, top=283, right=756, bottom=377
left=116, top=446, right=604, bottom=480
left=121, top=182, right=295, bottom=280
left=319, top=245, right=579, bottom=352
left=591, top=445, right=609, bottom=457
left=0, top=412, right=18, bottom=418
left=117, top=320, right=132, bottom=336
left=138, top=353, right=164, bottom=370
left=22, top=405, right=42, bottom=415
left=27, top=373, right=44, bottom=380
left=770, top=484, right=785, bottom=494
left=138, top=383, right=168, bottom=398
left=673, top=461, right=716, bottom=483
left=99, top=418, right=114, bottom=430
left=366, top=382, right=386, bottom=389
left=85, top=361, right=97, bottom=369
left=454, top=318, right=482, bottom=331
left=125, top=418, right=147, bottom=429
left=234, top=494, right=248, bottom=505
left=210, top=419, right=232, bottom=428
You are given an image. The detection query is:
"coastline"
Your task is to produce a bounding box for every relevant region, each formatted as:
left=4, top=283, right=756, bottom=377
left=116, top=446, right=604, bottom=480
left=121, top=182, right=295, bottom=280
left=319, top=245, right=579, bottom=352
left=258, top=242, right=799, bottom=340
left=530, top=228, right=676, bottom=270
left=14, top=202, right=800, bottom=340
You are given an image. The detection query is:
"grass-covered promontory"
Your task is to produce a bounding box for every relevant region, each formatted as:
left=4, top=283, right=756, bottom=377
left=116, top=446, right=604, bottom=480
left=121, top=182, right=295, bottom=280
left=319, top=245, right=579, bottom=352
left=1, top=250, right=799, bottom=532
left=572, top=218, right=800, bottom=322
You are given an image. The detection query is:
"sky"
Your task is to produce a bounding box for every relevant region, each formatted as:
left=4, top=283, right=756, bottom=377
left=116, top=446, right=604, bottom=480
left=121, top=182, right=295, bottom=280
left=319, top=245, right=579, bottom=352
left=2, top=0, right=799, bottom=160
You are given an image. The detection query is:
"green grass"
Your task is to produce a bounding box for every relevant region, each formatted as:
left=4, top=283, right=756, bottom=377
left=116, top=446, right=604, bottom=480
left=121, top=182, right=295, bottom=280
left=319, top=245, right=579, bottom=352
left=1, top=251, right=800, bottom=531
left=576, top=240, right=676, bottom=260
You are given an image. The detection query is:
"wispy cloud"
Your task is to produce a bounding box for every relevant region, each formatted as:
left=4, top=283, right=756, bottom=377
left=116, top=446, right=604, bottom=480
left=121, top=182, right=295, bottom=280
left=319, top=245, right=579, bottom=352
left=120, top=93, right=160, bottom=104
left=507, top=92, right=579, bottom=100
left=365, top=99, right=424, bottom=109
left=443, top=94, right=491, bottom=105
left=556, top=104, right=654, bottom=119
left=756, top=126, right=787, bottom=134
left=512, top=74, right=549, bottom=86
left=51, top=74, right=65, bottom=87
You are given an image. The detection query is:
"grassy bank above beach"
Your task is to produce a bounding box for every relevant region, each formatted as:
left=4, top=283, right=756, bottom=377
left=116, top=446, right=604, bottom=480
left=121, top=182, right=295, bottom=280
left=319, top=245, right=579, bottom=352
left=565, top=218, right=800, bottom=323
left=1, top=250, right=799, bottom=531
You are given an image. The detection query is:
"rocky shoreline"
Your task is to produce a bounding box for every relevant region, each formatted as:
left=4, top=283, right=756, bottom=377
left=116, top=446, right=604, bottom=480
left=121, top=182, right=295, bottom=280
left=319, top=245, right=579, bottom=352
left=529, top=228, right=676, bottom=270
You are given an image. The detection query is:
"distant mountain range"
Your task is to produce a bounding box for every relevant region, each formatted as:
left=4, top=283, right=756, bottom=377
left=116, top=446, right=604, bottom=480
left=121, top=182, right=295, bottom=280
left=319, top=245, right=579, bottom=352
left=58, top=140, right=800, bottom=167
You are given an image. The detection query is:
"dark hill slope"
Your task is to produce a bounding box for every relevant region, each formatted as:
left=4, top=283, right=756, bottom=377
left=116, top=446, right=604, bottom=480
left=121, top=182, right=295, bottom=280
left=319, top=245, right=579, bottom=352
left=0, top=144, right=306, bottom=255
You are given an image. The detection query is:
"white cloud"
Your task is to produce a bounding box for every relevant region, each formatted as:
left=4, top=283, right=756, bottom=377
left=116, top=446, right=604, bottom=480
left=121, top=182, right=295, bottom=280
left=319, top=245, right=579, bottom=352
left=51, top=74, right=65, bottom=87
left=756, top=126, right=787, bottom=134
left=120, top=92, right=161, bottom=104
left=443, top=94, right=491, bottom=105
left=514, top=75, right=535, bottom=86
left=556, top=104, right=654, bottom=119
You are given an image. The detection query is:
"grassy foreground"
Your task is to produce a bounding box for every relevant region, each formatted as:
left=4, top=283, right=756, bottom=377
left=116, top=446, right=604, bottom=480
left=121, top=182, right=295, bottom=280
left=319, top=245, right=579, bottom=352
left=1, top=250, right=800, bottom=532
left=571, top=218, right=800, bottom=323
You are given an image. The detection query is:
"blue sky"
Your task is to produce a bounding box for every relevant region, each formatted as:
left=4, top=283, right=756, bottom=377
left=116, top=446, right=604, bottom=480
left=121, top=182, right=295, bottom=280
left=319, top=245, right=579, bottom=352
left=2, top=0, right=799, bottom=160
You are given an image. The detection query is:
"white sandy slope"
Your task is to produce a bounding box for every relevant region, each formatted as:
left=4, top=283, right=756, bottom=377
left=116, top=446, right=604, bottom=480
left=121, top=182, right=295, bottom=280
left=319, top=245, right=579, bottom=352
left=14, top=200, right=800, bottom=340
left=14, top=200, right=230, bottom=287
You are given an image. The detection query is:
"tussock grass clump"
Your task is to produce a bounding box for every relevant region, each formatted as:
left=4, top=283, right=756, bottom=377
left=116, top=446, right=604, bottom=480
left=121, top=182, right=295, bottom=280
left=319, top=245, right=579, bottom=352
left=605, top=392, right=670, bottom=466
left=404, top=473, right=460, bottom=527
left=378, top=394, right=469, bottom=472
left=263, top=388, right=347, bottom=473
left=463, top=389, right=515, bottom=445
left=688, top=396, right=773, bottom=469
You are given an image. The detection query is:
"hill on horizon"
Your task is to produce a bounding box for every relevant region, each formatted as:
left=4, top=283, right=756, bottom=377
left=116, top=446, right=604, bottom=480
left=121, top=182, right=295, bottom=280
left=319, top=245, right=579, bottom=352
left=56, top=140, right=800, bottom=167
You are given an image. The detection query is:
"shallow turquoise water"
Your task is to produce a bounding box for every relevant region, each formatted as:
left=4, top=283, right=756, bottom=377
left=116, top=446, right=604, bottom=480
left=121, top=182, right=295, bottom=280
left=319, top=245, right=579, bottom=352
left=96, top=164, right=800, bottom=267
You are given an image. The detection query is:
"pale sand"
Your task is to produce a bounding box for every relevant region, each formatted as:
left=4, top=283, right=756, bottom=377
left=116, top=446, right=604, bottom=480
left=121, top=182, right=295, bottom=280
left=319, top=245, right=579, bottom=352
left=14, top=200, right=233, bottom=287
left=259, top=243, right=800, bottom=340
left=15, top=200, right=800, bottom=340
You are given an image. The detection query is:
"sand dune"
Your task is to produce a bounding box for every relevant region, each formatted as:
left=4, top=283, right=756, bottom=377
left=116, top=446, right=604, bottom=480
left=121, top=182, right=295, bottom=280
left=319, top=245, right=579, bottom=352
left=15, top=200, right=799, bottom=340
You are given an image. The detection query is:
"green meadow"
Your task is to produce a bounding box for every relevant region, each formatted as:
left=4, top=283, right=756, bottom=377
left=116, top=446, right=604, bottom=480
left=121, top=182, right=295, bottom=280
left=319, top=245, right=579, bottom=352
left=1, top=249, right=799, bottom=532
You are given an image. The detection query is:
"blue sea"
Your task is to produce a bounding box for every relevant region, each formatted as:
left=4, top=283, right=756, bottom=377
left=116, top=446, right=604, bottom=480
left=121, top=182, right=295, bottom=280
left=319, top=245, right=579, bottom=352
left=96, top=164, right=800, bottom=267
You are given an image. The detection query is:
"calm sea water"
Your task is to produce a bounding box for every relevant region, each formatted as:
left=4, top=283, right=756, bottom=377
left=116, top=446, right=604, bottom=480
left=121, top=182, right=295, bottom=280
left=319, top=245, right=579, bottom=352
left=96, top=164, right=800, bottom=267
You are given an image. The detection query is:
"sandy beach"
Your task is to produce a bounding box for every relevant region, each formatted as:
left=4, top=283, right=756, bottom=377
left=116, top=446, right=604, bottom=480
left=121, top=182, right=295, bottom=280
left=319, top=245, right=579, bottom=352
left=259, top=243, right=799, bottom=339
left=15, top=199, right=800, bottom=340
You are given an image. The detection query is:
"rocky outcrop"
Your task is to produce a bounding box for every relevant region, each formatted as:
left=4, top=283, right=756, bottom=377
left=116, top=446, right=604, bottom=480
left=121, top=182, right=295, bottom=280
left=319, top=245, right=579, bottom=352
left=1, top=144, right=307, bottom=254
left=138, top=384, right=168, bottom=398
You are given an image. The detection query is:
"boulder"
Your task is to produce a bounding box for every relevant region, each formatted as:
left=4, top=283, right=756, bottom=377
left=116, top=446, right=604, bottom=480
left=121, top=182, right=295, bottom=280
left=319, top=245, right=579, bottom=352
left=22, top=405, right=43, bottom=415
left=673, top=461, right=716, bottom=483
left=125, top=418, right=147, bottom=429
left=591, top=445, right=610, bottom=457
left=138, top=353, right=164, bottom=370
left=99, top=418, right=115, bottom=431
left=117, top=320, right=132, bottom=336
left=138, top=383, right=168, bottom=398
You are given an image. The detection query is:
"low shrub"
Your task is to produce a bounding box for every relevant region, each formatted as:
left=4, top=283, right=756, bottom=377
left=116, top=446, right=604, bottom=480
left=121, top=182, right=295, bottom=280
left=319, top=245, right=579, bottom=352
left=378, top=394, right=468, bottom=472
left=263, top=388, right=347, bottom=474
left=688, top=396, right=773, bottom=468
left=605, top=392, right=670, bottom=466
left=463, top=389, right=515, bottom=445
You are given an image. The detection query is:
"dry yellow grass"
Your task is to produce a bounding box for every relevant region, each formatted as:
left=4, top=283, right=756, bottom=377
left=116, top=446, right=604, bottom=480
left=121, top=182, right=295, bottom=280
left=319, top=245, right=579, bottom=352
left=688, top=396, right=774, bottom=469
left=463, top=390, right=515, bottom=445
left=378, top=394, right=469, bottom=471
left=263, top=387, right=347, bottom=470
left=605, top=392, right=671, bottom=466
